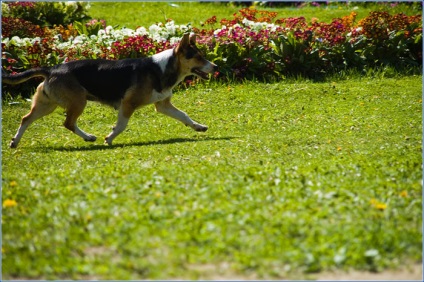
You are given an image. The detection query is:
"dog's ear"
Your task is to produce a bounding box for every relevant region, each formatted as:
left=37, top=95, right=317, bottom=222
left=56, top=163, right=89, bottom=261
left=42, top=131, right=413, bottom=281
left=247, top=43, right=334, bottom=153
left=189, top=32, right=196, bottom=45
left=175, top=33, right=190, bottom=54
left=176, top=32, right=197, bottom=54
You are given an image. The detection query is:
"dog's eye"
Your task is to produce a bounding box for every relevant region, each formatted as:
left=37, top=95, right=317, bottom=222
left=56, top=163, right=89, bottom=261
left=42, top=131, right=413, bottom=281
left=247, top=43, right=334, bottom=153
left=185, top=46, right=203, bottom=59
left=194, top=54, right=204, bottom=62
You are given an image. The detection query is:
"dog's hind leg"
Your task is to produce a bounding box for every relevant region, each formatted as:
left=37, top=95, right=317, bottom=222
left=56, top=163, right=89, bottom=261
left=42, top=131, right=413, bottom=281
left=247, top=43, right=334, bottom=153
left=63, top=98, right=97, bottom=142
left=155, top=97, right=208, bottom=132
left=10, top=83, right=57, bottom=148
left=104, top=101, right=135, bottom=145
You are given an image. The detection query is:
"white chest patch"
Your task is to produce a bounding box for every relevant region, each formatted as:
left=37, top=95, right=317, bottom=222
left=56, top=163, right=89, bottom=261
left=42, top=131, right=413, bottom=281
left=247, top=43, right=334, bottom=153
left=152, top=49, right=174, bottom=73
left=150, top=89, right=173, bottom=103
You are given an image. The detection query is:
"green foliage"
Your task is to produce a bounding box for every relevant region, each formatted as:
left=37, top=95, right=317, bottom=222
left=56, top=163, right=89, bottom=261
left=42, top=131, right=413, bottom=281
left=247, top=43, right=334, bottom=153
left=73, top=19, right=107, bottom=37
left=2, top=4, right=422, bottom=98
left=2, top=76, right=422, bottom=279
left=270, top=32, right=323, bottom=77
left=2, top=1, right=91, bottom=27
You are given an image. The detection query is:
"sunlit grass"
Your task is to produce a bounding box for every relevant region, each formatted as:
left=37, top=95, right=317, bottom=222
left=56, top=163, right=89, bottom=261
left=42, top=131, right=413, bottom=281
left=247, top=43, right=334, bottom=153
left=87, top=1, right=422, bottom=28
left=2, top=74, right=422, bottom=279
left=2, top=1, right=422, bottom=279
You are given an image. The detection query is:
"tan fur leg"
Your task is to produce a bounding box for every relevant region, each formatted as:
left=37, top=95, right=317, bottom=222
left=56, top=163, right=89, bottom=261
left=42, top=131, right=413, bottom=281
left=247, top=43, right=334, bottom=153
left=105, top=101, right=135, bottom=145
left=63, top=98, right=96, bottom=142
left=10, top=83, right=57, bottom=148
left=155, top=97, right=208, bottom=132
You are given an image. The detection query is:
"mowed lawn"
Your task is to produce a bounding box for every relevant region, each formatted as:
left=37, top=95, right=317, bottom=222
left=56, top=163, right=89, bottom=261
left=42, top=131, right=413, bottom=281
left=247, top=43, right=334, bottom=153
left=2, top=76, right=422, bottom=279
left=86, top=1, right=422, bottom=29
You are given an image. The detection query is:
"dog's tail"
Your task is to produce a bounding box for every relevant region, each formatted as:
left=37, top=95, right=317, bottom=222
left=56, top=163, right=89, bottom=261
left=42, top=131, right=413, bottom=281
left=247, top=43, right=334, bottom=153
left=2, top=67, right=50, bottom=85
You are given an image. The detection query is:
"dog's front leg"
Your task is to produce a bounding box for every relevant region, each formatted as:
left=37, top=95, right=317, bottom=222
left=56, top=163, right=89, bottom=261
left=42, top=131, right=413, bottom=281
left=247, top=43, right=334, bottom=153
left=105, top=102, right=135, bottom=145
left=155, top=98, right=208, bottom=132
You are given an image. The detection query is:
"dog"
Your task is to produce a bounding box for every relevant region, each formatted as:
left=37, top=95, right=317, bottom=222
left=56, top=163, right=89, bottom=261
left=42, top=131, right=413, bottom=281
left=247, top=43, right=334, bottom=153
left=3, top=33, right=217, bottom=148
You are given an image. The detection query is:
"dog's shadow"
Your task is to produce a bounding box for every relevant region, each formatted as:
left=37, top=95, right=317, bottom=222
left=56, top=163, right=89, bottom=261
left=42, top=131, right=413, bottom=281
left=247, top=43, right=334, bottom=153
left=38, top=136, right=235, bottom=152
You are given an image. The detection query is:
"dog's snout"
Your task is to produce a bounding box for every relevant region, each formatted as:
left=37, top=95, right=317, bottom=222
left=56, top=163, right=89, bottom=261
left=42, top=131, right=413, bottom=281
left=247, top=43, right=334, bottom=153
left=205, top=61, right=218, bottom=73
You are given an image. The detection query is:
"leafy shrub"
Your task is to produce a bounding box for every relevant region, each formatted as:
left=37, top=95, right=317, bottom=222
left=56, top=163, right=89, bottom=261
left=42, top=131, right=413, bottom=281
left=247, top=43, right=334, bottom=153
left=355, top=11, right=423, bottom=68
left=1, top=1, right=91, bottom=27
left=74, top=19, right=107, bottom=37
left=1, top=5, right=422, bottom=98
left=198, top=9, right=422, bottom=79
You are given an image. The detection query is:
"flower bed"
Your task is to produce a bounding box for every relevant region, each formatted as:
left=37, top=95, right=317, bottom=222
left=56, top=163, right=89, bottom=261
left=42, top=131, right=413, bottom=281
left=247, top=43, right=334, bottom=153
left=2, top=3, right=422, bottom=97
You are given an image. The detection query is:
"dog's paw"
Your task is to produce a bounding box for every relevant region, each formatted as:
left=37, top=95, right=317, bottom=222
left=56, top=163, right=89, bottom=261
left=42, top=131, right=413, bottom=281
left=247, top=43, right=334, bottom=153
left=104, top=136, right=113, bottom=146
left=193, top=123, right=208, bottom=132
left=10, top=139, right=17, bottom=149
left=84, top=135, right=97, bottom=142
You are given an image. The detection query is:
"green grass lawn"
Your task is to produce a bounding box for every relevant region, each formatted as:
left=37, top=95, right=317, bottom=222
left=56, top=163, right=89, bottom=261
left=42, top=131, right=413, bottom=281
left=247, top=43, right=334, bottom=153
left=87, top=1, right=422, bottom=28
left=2, top=1, right=423, bottom=279
left=2, top=75, right=422, bottom=279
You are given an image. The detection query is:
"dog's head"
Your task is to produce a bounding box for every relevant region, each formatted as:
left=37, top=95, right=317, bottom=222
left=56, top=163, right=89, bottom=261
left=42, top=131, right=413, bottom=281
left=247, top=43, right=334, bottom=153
left=175, top=33, right=217, bottom=79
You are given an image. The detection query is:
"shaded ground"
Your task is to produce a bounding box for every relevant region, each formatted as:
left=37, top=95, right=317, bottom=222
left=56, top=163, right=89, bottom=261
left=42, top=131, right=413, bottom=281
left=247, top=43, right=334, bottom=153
left=9, top=263, right=423, bottom=280
left=182, top=262, right=423, bottom=280
left=315, top=263, right=422, bottom=281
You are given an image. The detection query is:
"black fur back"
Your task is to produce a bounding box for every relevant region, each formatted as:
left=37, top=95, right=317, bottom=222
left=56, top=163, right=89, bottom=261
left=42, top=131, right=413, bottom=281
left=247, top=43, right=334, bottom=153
left=51, top=57, right=178, bottom=104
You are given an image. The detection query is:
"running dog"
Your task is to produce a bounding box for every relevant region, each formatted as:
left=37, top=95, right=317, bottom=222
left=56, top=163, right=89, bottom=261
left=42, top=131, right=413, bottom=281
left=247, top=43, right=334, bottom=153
left=3, top=33, right=217, bottom=148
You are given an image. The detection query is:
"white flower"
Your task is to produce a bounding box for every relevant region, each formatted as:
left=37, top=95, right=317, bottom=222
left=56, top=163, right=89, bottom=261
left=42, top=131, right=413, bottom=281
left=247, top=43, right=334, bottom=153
left=72, top=35, right=87, bottom=44
left=10, top=36, right=23, bottom=46
left=161, top=31, right=170, bottom=40
left=169, top=37, right=180, bottom=45
left=152, top=33, right=166, bottom=42
left=179, top=25, right=189, bottom=32
left=251, top=21, right=265, bottom=31
left=105, top=26, right=113, bottom=35
left=31, top=37, right=42, bottom=43
left=53, top=34, right=63, bottom=42
left=57, top=42, right=71, bottom=49
left=347, top=27, right=362, bottom=37
left=267, top=24, right=277, bottom=32
left=121, top=28, right=135, bottom=37
left=135, top=27, right=148, bottom=36
left=98, top=29, right=106, bottom=37
left=242, top=18, right=253, bottom=26
left=149, top=24, right=161, bottom=35
left=165, top=21, right=176, bottom=35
